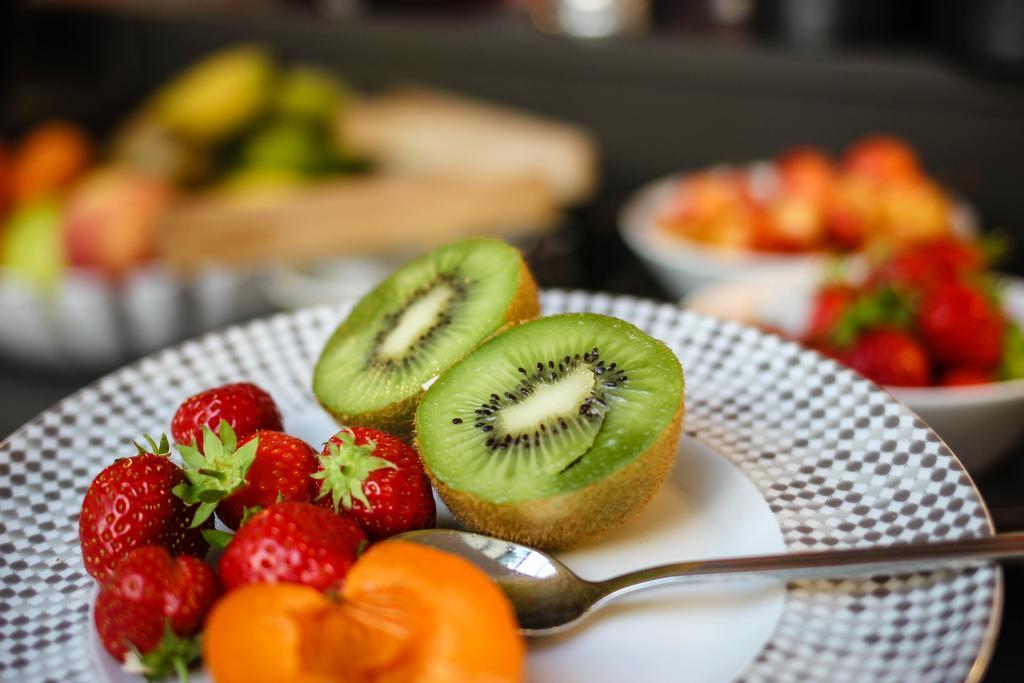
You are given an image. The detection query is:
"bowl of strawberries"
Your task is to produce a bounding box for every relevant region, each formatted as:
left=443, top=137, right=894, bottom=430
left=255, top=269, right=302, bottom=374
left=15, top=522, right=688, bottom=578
left=686, top=236, right=1024, bottom=473
left=621, top=136, right=976, bottom=297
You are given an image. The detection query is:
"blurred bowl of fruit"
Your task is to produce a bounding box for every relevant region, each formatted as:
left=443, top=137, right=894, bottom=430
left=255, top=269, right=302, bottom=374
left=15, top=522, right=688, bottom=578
left=0, top=150, right=265, bottom=369
left=620, top=137, right=977, bottom=297
left=685, top=237, right=1024, bottom=473
left=0, top=46, right=360, bottom=371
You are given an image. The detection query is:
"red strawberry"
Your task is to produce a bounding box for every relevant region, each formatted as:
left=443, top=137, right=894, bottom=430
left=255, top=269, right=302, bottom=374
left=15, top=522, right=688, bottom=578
left=872, top=238, right=984, bottom=291
left=95, top=545, right=219, bottom=678
left=173, top=425, right=317, bottom=530
left=917, top=280, right=1004, bottom=368
left=171, top=382, right=282, bottom=449
left=805, top=285, right=854, bottom=341
left=313, top=427, right=436, bottom=540
left=923, top=239, right=985, bottom=275
left=837, top=327, right=931, bottom=387
left=939, top=367, right=993, bottom=387
left=79, top=436, right=211, bottom=580
left=218, top=501, right=367, bottom=592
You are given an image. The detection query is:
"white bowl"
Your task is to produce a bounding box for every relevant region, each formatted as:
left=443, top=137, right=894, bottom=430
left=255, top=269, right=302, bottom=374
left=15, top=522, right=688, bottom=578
left=685, top=269, right=1024, bottom=474
left=0, top=265, right=266, bottom=371
left=620, top=170, right=978, bottom=298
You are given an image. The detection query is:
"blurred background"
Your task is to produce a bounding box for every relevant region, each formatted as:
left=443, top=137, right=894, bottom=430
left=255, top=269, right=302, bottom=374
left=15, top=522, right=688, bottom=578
left=2, top=0, right=1024, bottom=676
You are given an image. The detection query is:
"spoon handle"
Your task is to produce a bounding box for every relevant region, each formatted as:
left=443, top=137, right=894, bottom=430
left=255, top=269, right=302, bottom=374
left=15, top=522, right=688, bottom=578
left=595, top=531, right=1024, bottom=601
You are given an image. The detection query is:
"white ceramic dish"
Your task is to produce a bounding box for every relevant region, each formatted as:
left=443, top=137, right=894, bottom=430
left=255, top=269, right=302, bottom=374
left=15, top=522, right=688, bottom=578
left=687, top=271, right=1024, bottom=473
left=620, top=170, right=978, bottom=298
left=0, top=291, right=1000, bottom=683
left=0, top=265, right=265, bottom=371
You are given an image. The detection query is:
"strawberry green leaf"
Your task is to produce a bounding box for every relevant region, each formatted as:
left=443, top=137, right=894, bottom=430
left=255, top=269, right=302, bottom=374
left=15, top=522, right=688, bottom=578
left=240, top=505, right=262, bottom=525
left=202, top=528, right=234, bottom=552
left=196, top=489, right=228, bottom=503
left=134, top=434, right=171, bottom=457
left=831, top=286, right=915, bottom=348
left=177, top=444, right=207, bottom=472
left=972, top=273, right=1005, bottom=309
left=981, top=231, right=1011, bottom=268
left=312, top=429, right=397, bottom=513
left=218, top=420, right=237, bottom=453
left=202, top=425, right=224, bottom=462
left=123, top=621, right=200, bottom=683
left=173, top=424, right=261, bottom=528
left=236, top=441, right=258, bottom=474
left=191, top=502, right=218, bottom=529
left=999, top=323, right=1024, bottom=381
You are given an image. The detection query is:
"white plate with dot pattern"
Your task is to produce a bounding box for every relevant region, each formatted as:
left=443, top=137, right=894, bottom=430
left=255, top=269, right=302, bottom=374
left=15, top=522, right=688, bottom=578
left=0, top=291, right=1001, bottom=683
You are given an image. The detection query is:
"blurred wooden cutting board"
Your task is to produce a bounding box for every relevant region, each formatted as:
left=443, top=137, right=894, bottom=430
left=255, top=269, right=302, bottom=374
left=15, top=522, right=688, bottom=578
left=159, top=87, right=595, bottom=272
left=341, top=87, right=597, bottom=205
left=158, top=174, right=557, bottom=272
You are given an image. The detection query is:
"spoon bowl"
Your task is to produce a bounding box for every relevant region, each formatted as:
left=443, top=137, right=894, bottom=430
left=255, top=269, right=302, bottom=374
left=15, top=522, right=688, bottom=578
left=395, top=528, right=600, bottom=634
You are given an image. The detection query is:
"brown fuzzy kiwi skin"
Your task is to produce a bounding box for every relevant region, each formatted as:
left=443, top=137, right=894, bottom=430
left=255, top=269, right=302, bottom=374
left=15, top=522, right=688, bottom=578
left=317, top=257, right=540, bottom=443
left=501, top=258, right=540, bottom=327
left=425, top=397, right=685, bottom=551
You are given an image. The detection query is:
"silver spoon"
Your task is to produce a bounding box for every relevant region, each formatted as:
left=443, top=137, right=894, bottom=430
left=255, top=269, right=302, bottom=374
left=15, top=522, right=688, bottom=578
left=395, top=528, right=1024, bottom=635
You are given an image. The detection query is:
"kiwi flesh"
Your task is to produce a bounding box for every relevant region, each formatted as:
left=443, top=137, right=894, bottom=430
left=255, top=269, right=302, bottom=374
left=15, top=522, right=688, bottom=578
left=414, top=313, right=684, bottom=549
left=314, top=238, right=539, bottom=440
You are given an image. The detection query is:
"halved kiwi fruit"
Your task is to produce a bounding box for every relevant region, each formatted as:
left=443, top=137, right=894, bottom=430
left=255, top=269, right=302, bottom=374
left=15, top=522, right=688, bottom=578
left=415, top=313, right=685, bottom=549
left=314, top=238, right=539, bottom=439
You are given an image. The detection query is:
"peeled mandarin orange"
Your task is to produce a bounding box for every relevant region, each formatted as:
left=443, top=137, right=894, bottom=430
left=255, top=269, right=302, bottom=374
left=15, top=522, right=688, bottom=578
left=203, top=583, right=329, bottom=683
left=343, top=541, right=525, bottom=683
left=203, top=540, right=524, bottom=683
